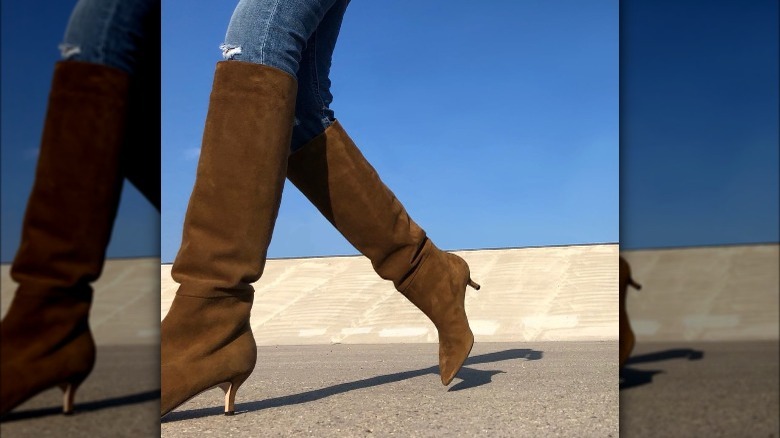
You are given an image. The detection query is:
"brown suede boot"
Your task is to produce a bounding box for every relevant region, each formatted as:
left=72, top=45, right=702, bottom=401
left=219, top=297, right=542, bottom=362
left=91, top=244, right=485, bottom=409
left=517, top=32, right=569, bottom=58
left=619, top=257, right=642, bottom=368
left=160, top=61, right=297, bottom=417
left=1, top=61, right=129, bottom=415
left=286, top=120, right=480, bottom=386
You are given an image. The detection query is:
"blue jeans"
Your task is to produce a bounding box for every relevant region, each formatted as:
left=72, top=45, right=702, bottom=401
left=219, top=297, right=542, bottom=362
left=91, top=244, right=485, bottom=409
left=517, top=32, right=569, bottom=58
left=60, top=0, right=159, bottom=76
left=221, top=0, right=350, bottom=151
left=59, top=0, right=161, bottom=210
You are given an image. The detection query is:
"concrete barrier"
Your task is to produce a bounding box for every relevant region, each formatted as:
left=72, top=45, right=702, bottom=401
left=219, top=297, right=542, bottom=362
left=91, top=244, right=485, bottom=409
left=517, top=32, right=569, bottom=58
left=1, top=258, right=160, bottom=346
left=2, top=244, right=620, bottom=347
left=621, top=244, right=779, bottom=342
left=161, top=243, right=619, bottom=345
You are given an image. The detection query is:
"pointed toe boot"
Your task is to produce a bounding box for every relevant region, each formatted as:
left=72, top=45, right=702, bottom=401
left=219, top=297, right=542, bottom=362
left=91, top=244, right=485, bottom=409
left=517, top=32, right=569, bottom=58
left=1, top=61, right=128, bottom=416
left=160, top=61, right=297, bottom=417
left=286, top=120, right=479, bottom=386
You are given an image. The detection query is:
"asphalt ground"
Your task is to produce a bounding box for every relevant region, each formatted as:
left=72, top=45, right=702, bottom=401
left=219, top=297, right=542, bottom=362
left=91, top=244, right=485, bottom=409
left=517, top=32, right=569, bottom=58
left=620, top=341, right=779, bottom=437
left=4, top=341, right=776, bottom=437
left=161, top=341, right=618, bottom=437
left=0, top=341, right=620, bottom=437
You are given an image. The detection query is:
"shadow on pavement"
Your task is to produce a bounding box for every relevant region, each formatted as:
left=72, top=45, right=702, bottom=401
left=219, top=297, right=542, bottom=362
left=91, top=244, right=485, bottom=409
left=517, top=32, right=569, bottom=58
left=162, top=347, right=543, bottom=422
left=1, top=389, right=160, bottom=422
left=620, top=348, right=704, bottom=390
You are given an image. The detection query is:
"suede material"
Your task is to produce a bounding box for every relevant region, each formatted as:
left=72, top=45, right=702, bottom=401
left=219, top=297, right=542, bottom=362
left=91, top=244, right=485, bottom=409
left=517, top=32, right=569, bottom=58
left=286, top=120, right=427, bottom=286
left=10, top=61, right=128, bottom=290
left=170, top=61, right=297, bottom=297
left=397, top=239, right=475, bottom=386
left=161, top=61, right=297, bottom=417
left=1, top=61, right=129, bottom=415
left=1, top=294, right=95, bottom=415
left=160, top=295, right=256, bottom=416
left=287, top=121, right=475, bottom=385
left=619, top=257, right=641, bottom=368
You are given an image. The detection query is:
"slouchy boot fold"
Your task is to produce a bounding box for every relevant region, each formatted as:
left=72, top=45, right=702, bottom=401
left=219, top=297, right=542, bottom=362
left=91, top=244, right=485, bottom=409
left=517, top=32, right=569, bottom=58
left=161, top=61, right=297, bottom=417
left=1, top=61, right=129, bottom=415
left=286, top=120, right=479, bottom=386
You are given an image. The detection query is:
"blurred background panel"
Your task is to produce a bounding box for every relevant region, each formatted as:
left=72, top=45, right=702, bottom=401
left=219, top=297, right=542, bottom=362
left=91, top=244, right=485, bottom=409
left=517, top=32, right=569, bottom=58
left=620, top=0, right=778, bottom=436
left=1, top=1, right=160, bottom=435
left=0, top=1, right=160, bottom=263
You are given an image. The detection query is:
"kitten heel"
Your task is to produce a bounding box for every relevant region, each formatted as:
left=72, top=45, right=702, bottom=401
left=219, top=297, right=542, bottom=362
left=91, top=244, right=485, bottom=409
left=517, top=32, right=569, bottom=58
left=59, top=381, right=82, bottom=415
left=219, top=373, right=250, bottom=416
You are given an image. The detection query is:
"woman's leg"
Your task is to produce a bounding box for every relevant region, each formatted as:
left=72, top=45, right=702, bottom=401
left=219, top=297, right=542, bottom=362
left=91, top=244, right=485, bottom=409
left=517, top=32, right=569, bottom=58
left=289, top=0, right=349, bottom=151
left=220, top=0, right=342, bottom=78
left=160, top=0, right=346, bottom=417
left=287, top=121, right=481, bottom=386
left=285, top=0, right=479, bottom=385
left=0, top=0, right=159, bottom=416
left=62, top=0, right=161, bottom=209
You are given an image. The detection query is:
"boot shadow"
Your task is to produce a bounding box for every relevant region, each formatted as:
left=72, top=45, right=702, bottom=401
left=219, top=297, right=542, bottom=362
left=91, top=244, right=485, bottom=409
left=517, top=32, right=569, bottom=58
left=0, top=389, right=159, bottom=422
left=625, top=348, right=704, bottom=366
left=162, top=347, right=543, bottom=422
left=620, top=348, right=704, bottom=390
left=620, top=368, right=664, bottom=390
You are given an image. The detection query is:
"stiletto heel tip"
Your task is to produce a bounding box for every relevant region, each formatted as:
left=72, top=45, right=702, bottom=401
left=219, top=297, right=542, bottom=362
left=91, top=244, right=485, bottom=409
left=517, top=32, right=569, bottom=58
left=61, top=383, right=77, bottom=415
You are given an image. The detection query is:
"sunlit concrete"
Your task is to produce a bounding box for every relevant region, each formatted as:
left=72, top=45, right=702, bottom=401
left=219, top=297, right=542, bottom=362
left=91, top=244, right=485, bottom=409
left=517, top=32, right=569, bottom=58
left=161, top=243, right=620, bottom=345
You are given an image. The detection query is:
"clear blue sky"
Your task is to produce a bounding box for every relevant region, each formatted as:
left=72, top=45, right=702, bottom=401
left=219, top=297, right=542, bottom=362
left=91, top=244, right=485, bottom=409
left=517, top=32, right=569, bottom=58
left=620, top=0, right=779, bottom=249
left=6, top=1, right=773, bottom=264
left=161, top=0, right=620, bottom=263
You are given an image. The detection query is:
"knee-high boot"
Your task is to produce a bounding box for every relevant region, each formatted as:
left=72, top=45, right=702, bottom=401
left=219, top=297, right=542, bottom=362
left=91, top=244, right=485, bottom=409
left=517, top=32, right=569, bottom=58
left=286, top=120, right=480, bottom=386
left=1, top=61, right=129, bottom=415
left=160, top=61, right=297, bottom=417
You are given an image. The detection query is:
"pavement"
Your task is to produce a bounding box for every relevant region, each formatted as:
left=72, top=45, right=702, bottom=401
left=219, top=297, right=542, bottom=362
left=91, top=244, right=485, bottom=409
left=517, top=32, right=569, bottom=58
left=620, top=341, right=779, bottom=437
left=161, top=341, right=618, bottom=437
left=2, top=342, right=618, bottom=437
left=4, top=340, right=777, bottom=437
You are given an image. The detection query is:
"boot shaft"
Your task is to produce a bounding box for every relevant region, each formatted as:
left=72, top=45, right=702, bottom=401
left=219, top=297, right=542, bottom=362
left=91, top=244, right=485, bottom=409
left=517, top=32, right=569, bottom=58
left=11, top=61, right=130, bottom=292
left=170, top=61, right=297, bottom=297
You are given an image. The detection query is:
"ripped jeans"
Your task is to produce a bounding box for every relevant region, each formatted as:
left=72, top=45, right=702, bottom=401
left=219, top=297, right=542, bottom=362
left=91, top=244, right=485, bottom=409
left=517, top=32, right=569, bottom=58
left=222, top=0, right=350, bottom=151
left=60, top=0, right=159, bottom=76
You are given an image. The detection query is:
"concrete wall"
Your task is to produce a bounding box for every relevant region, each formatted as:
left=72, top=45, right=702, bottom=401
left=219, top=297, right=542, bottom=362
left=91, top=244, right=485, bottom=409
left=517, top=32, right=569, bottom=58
left=621, top=244, right=779, bottom=342
left=161, top=243, right=619, bottom=345
left=1, top=244, right=620, bottom=347
left=4, top=244, right=773, bottom=346
left=1, top=258, right=160, bottom=346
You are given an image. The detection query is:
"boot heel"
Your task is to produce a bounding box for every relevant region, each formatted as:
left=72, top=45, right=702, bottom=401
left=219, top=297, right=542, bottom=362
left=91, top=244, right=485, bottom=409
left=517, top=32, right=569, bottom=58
left=219, top=374, right=249, bottom=416
left=467, top=278, right=481, bottom=290
left=59, top=382, right=80, bottom=415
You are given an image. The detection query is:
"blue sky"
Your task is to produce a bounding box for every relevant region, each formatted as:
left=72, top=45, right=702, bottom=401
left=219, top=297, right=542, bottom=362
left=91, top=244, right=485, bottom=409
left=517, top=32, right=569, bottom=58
left=161, top=0, right=619, bottom=262
left=3, top=1, right=775, bottom=264
left=620, top=0, right=779, bottom=248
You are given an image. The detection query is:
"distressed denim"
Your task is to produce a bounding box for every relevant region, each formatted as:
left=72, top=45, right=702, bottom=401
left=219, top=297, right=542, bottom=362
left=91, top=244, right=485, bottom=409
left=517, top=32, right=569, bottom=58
left=60, top=0, right=160, bottom=76
left=222, top=0, right=350, bottom=151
